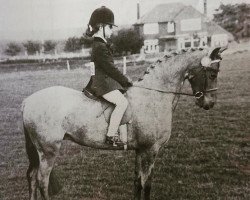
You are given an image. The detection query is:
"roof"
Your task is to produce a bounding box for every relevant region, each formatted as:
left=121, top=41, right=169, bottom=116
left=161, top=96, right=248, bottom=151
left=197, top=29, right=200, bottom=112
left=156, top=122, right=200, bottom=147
left=134, top=3, right=234, bottom=40
left=135, top=3, right=186, bottom=24
left=206, top=21, right=234, bottom=40
left=174, top=5, right=206, bottom=20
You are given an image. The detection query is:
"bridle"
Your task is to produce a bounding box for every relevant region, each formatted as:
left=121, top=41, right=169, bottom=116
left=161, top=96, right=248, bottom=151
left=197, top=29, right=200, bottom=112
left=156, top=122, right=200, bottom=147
left=191, top=59, right=221, bottom=100
left=133, top=59, right=221, bottom=100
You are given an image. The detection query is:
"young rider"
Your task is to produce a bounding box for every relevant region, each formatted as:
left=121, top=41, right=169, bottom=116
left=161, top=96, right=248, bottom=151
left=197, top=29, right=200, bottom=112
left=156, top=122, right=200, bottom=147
left=84, top=6, right=133, bottom=145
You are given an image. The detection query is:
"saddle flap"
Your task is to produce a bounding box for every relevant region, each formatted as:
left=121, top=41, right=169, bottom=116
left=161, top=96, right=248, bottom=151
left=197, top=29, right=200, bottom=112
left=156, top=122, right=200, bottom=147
left=102, top=102, right=132, bottom=125
left=83, top=89, right=132, bottom=125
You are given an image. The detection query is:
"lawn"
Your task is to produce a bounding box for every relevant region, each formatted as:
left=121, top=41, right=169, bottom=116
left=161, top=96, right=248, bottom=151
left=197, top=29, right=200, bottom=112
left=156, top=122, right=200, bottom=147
left=0, top=48, right=249, bottom=200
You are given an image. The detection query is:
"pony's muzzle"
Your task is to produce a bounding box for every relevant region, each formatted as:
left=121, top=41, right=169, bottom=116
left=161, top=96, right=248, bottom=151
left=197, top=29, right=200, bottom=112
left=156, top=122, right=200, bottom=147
left=202, top=96, right=216, bottom=110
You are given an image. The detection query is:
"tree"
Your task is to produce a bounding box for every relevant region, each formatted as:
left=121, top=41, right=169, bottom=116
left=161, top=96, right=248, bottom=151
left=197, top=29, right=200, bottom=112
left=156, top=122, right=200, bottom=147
left=43, top=40, right=56, bottom=53
left=64, top=37, right=82, bottom=52
left=79, top=35, right=93, bottom=48
left=110, top=28, right=144, bottom=55
left=213, top=3, right=250, bottom=40
left=4, top=42, right=21, bottom=56
left=23, top=41, right=41, bottom=55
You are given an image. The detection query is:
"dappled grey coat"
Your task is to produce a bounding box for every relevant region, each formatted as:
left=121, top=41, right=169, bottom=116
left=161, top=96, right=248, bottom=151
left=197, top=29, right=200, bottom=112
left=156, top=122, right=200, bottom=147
left=84, top=37, right=130, bottom=97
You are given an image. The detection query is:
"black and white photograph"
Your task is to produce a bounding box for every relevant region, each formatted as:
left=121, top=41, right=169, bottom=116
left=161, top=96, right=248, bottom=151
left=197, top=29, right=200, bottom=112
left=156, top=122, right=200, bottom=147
left=0, top=0, right=249, bottom=199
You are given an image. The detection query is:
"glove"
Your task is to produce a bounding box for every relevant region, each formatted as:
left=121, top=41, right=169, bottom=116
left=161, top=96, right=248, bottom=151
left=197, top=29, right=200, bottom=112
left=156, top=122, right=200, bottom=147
left=125, top=77, right=133, bottom=87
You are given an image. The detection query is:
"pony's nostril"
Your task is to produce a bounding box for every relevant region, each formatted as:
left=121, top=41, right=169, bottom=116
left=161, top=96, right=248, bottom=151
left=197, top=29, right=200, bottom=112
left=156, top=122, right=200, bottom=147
left=204, top=105, right=210, bottom=110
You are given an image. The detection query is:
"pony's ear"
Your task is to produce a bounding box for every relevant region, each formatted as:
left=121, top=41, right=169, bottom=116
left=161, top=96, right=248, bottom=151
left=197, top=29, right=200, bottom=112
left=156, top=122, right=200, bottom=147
left=209, top=47, right=221, bottom=60
left=219, top=47, right=227, bottom=54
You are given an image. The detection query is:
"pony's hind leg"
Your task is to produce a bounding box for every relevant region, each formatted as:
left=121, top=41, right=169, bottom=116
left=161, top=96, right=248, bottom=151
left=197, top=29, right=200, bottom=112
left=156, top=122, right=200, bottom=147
left=24, top=126, right=39, bottom=200
left=27, top=166, right=38, bottom=200
left=37, top=141, right=62, bottom=200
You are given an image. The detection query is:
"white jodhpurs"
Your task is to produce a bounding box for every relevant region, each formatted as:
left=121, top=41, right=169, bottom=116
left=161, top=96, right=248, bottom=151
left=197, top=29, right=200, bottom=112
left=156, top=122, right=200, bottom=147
left=102, top=90, right=128, bottom=137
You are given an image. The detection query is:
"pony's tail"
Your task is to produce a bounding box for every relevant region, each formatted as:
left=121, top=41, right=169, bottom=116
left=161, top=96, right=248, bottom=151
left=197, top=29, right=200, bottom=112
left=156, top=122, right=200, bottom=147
left=24, top=124, right=62, bottom=196
left=24, top=124, right=39, bottom=172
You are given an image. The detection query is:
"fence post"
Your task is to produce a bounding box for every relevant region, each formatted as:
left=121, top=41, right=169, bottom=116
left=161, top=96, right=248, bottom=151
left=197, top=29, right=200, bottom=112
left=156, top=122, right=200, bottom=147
left=133, top=54, right=136, bottom=66
left=123, top=56, right=126, bottom=75
left=67, top=60, right=70, bottom=71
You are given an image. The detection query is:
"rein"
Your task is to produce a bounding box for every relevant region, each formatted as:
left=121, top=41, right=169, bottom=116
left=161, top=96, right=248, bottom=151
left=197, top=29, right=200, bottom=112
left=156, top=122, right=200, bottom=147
left=133, top=85, right=194, bottom=96
left=133, top=85, right=218, bottom=97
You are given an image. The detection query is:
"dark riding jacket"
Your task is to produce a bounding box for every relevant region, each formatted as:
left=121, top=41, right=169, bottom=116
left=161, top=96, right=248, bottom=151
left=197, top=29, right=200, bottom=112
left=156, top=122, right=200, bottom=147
left=84, top=37, right=130, bottom=97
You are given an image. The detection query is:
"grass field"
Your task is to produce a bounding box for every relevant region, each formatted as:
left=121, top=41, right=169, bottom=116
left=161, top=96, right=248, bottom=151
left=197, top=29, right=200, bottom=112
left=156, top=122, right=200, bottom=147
left=0, top=47, right=249, bottom=200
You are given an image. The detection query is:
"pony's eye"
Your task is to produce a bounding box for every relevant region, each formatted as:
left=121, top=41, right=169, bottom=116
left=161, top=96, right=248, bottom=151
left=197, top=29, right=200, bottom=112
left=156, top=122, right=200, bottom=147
left=209, top=73, right=217, bottom=79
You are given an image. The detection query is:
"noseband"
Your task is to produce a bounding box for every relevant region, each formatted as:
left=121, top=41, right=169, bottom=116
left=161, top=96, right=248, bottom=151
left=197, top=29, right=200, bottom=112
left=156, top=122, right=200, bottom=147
left=194, top=88, right=218, bottom=100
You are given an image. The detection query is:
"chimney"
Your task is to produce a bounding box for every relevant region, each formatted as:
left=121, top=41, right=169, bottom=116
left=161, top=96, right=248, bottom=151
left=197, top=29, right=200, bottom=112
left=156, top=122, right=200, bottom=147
left=204, top=0, right=207, bottom=16
left=137, top=3, right=140, bottom=20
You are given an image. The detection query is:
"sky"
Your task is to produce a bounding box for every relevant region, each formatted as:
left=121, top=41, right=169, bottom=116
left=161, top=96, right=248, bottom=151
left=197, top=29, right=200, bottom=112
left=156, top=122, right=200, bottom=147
left=0, top=0, right=249, bottom=41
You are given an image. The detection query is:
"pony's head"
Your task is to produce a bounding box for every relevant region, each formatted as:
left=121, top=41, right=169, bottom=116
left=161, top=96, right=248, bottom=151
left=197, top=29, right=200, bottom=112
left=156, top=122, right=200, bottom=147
left=186, top=47, right=226, bottom=110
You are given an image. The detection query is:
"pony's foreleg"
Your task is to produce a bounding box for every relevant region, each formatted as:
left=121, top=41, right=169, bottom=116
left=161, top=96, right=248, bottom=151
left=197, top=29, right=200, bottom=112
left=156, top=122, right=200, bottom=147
left=143, top=168, right=154, bottom=200
left=134, top=150, right=142, bottom=200
left=134, top=147, right=159, bottom=200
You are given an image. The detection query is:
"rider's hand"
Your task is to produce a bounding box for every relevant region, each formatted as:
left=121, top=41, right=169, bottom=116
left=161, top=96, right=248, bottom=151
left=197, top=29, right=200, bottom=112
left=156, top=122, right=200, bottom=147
left=126, top=77, right=133, bottom=87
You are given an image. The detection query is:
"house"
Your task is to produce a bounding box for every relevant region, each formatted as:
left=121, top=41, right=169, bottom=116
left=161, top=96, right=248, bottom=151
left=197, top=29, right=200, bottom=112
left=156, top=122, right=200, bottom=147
left=133, top=3, right=233, bottom=53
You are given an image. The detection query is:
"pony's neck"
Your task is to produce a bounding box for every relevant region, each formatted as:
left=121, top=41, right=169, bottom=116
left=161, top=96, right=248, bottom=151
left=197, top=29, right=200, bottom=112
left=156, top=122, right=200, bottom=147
left=134, top=50, right=208, bottom=96
left=137, top=55, right=191, bottom=91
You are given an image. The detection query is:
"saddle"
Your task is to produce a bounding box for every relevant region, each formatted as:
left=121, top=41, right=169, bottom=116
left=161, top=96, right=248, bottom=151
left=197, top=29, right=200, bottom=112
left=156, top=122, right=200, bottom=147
left=83, top=89, right=131, bottom=149
left=83, top=89, right=132, bottom=125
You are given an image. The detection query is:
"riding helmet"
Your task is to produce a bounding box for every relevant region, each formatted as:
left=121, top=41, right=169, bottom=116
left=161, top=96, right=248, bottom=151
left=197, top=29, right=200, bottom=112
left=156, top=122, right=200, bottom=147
left=88, top=6, right=117, bottom=27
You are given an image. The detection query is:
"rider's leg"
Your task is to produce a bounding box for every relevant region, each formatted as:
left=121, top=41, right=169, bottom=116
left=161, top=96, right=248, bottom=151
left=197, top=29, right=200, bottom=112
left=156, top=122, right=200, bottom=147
left=102, top=90, right=128, bottom=137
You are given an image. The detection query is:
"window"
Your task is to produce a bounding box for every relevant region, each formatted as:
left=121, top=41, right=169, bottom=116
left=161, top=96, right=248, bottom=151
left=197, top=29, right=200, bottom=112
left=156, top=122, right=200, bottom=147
left=193, top=40, right=200, bottom=47
left=143, top=23, right=159, bottom=34
left=167, top=22, right=175, bottom=33
left=144, top=39, right=159, bottom=53
left=211, top=34, right=228, bottom=47
left=180, top=18, right=201, bottom=31
left=178, top=35, right=208, bottom=50
left=185, top=41, right=191, bottom=48
left=200, top=36, right=208, bottom=47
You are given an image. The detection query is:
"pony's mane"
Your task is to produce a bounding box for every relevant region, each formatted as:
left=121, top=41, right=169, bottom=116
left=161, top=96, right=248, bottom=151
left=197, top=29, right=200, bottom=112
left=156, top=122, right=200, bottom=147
left=137, top=48, right=206, bottom=82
